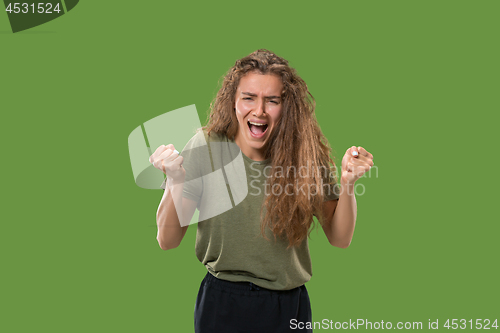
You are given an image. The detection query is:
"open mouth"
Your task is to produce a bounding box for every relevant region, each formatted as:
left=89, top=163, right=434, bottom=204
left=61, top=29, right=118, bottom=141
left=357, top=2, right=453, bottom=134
left=247, top=121, right=269, bottom=137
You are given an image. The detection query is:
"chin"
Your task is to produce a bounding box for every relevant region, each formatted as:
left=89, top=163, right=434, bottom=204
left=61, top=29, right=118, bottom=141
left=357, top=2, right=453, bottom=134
left=249, top=141, right=266, bottom=150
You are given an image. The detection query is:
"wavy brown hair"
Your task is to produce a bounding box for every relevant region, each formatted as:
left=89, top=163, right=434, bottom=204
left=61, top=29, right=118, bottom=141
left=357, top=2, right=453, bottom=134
left=204, top=49, right=338, bottom=248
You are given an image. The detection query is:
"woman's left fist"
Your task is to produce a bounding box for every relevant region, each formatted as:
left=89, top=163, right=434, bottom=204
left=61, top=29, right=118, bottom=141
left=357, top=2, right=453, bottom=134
left=341, top=146, right=374, bottom=185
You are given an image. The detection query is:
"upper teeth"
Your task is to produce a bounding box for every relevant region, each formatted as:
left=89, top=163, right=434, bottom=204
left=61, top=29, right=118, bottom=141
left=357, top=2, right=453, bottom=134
left=249, top=121, right=266, bottom=126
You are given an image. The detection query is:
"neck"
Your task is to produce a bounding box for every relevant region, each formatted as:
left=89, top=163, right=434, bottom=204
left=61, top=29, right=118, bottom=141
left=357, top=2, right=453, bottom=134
left=234, top=133, right=267, bottom=161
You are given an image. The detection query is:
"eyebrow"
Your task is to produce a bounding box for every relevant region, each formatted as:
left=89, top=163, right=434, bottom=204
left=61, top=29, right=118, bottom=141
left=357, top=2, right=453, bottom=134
left=242, top=92, right=281, bottom=99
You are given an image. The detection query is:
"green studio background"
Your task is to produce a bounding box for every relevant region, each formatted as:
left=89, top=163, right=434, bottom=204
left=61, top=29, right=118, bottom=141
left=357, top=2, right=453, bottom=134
left=1, top=1, right=498, bottom=332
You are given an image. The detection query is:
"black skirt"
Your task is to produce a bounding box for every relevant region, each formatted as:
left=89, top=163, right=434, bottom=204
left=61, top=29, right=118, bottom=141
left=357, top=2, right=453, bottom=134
left=194, top=271, right=313, bottom=333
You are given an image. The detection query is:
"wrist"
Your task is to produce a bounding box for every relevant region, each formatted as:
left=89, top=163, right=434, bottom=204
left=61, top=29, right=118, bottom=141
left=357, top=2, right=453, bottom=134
left=340, top=177, right=355, bottom=188
left=340, top=178, right=356, bottom=195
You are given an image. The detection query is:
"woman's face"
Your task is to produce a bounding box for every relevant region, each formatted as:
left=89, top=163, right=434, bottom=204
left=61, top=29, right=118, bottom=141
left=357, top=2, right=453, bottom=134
left=234, top=72, right=283, bottom=161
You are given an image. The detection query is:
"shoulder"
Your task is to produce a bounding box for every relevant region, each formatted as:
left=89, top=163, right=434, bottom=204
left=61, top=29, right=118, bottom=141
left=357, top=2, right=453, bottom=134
left=184, top=128, right=209, bottom=149
left=194, top=127, right=230, bottom=145
left=182, top=127, right=231, bottom=155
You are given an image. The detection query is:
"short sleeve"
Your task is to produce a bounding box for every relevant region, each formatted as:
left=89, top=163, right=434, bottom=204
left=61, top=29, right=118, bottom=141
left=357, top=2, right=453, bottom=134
left=323, top=182, right=340, bottom=201
left=159, top=129, right=210, bottom=204
left=322, top=169, right=340, bottom=202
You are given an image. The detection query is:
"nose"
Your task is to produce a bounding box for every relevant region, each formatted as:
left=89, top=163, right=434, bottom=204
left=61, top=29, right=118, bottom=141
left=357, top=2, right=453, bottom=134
left=252, top=99, right=265, bottom=117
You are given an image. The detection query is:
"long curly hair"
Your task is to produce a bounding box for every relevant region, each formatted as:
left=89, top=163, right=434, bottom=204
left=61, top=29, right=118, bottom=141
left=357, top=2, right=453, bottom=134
left=204, top=49, right=338, bottom=248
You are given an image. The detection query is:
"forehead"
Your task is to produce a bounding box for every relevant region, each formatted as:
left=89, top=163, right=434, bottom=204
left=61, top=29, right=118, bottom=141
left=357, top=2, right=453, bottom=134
left=237, top=72, right=283, bottom=95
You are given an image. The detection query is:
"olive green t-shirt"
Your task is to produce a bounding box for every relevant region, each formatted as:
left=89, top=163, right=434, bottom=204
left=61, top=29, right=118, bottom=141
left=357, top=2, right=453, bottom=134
left=160, top=128, right=340, bottom=290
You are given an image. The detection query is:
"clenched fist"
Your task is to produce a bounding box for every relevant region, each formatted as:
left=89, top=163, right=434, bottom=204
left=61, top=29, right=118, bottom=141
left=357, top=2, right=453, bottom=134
left=341, top=146, right=374, bottom=185
left=149, top=144, right=185, bottom=183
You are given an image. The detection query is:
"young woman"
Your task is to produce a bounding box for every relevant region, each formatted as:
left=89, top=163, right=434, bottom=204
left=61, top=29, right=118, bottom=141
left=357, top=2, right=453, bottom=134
left=150, top=49, right=374, bottom=332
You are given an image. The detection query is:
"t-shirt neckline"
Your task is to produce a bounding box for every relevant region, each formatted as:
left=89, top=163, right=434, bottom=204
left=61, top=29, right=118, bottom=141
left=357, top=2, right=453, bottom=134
left=240, top=150, right=271, bottom=165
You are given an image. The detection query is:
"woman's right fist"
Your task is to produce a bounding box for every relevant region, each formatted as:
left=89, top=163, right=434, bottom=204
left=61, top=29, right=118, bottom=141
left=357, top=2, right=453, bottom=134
left=149, top=144, right=185, bottom=182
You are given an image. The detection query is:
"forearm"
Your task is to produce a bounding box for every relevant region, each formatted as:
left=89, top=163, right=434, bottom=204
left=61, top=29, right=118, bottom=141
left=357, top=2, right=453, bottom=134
left=329, top=179, right=357, bottom=248
left=156, top=179, right=186, bottom=250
